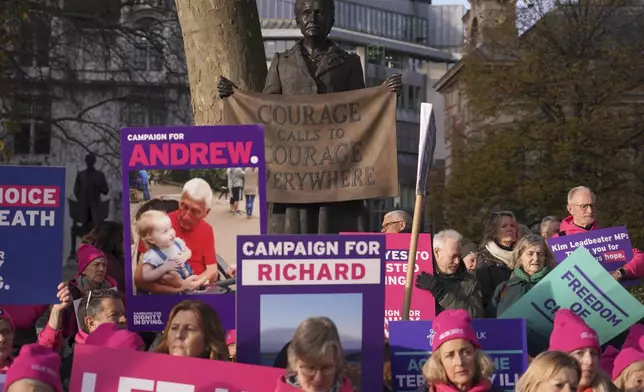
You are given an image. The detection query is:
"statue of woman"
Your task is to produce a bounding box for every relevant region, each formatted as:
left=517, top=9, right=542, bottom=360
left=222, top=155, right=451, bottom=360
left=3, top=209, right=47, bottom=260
left=219, top=0, right=402, bottom=234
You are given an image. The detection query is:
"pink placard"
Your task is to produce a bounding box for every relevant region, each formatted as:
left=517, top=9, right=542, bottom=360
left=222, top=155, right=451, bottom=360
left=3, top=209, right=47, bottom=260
left=70, top=345, right=285, bottom=392
left=341, top=233, right=435, bottom=335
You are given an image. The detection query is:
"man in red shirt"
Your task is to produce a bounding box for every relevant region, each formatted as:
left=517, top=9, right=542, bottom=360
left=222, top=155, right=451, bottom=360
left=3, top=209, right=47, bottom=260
left=134, top=178, right=218, bottom=294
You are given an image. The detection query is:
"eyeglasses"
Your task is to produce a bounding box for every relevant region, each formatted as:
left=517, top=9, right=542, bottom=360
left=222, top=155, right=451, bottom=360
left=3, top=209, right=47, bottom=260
left=382, top=220, right=402, bottom=230
left=299, top=364, right=336, bottom=377
left=571, top=203, right=595, bottom=211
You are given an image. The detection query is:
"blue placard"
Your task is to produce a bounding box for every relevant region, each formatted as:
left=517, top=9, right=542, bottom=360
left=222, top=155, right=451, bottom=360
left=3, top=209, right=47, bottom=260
left=0, top=165, right=65, bottom=304
left=390, top=319, right=528, bottom=392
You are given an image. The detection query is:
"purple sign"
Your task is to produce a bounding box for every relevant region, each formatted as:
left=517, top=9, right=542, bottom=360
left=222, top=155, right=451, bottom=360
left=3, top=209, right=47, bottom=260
left=389, top=320, right=528, bottom=392
left=236, top=234, right=386, bottom=391
left=547, top=226, right=633, bottom=273
left=120, top=125, right=267, bottom=332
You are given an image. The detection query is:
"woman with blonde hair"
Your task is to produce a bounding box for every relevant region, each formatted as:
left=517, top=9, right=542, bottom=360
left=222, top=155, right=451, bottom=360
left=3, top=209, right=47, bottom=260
left=490, top=234, right=556, bottom=317
left=612, top=348, right=644, bottom=392
left=419, top=310, right=499, bottom=392
left=275, top=317, right=353, bottom=392
left=549, top=310, right=617, bottom=392
left=155, top=300, right=228, bottom=360
left=516, top=351, right=581, bottom=392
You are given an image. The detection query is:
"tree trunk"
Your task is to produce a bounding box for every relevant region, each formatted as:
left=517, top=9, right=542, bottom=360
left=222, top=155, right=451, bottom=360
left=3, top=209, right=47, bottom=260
left=174, top=0, right=267, bottom=125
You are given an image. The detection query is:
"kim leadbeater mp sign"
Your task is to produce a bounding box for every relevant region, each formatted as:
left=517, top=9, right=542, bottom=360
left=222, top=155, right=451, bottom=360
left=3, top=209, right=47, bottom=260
left=240, top=239, right=382, bottom=286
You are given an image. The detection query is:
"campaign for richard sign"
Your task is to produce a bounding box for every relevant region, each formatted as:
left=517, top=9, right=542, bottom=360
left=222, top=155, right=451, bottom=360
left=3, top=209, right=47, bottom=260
left=389, top=319, right=528, bottom=392
left=500, top=247, right=644, bottom=344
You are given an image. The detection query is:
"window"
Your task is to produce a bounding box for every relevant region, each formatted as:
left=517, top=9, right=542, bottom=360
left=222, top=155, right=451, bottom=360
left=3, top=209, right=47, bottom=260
left=131, top=30, right=164, bottom=71
left=12, top=98, right=51, bottom=155
left=18, top=14, right=50, bottom=67
left=123, top=101, right=167, bottom=127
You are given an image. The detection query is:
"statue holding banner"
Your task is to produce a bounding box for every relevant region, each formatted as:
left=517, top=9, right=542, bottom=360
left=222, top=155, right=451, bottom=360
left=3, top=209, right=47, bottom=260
left=218, top=0, right=402, bottom=234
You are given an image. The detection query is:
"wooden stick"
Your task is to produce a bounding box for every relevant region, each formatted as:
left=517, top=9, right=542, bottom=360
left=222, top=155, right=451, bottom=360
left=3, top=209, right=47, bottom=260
left=402, top=195, right=425, bottom=320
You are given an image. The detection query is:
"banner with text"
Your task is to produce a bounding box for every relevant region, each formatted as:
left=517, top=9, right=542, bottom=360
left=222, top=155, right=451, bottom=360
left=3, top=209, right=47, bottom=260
left=121, top=125, right=268, bottom=331
left=500, top=247, right=644, bottom=344
left=547, top=226, right=633, bottom=273
left=69, top=344, right=284, bottom=391
left=237, top=234, right=386, bottom=391
left=0, top=165, right=65, bottom=304
left=389, top=319, right=528, bottom=392
left=223, top=85, right=398, bottom=203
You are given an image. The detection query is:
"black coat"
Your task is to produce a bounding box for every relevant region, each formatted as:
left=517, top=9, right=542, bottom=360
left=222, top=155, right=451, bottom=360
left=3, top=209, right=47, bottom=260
left=263, top=39, right=368, bottom=235
left=475, top=247, right=512, bottom=313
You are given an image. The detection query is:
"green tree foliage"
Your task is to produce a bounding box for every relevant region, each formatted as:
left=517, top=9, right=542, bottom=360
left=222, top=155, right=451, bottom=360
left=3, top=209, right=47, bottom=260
left=444, top=0, right=644, bottom=245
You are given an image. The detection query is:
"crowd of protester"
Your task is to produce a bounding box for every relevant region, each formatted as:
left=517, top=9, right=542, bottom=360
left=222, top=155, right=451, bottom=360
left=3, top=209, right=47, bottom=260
left=2, top=184, right=644, bottom=392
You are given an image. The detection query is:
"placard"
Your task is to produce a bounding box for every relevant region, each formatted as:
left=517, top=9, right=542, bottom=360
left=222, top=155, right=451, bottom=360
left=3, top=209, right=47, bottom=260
left=236, top=234, right=386, bottom=391
left=0, top=166, right=65, bottom=304
left=389, top=319, right=528, bottom=392
left=121, top=125, right=267, bottom=331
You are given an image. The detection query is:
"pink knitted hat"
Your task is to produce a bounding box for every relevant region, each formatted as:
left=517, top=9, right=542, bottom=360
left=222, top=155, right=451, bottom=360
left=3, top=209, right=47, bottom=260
left=226, top=329, right=236, bottom=346
left=3, top=344, right=62, bottom=392
left=600, top=345, right=619, bottom=376
left=431, top=309, right=480, bottom=352
left=548, top=309, right=600, bottom=354
left=85, top=323, right=144, bottom=351
left=0, top=308, right=14, bottom=331
left=612, top=347, right=644, bottom=380
left=76, top=244, right=106, bottom=274
left=623, top=324, right=644, bottom=350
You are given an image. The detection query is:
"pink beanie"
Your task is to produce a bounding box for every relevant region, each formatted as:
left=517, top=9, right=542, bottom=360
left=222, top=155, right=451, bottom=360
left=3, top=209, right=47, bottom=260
left=600, top=345, right=619, bottom=376
left=0, top=308, right=15, bottom=331
left=85, top=323, right=144, bottom=351
left=226, top=329, right=236, bottom=345
left=4, top=344, right=62, bottom=392
left=612, top=347, right=644, bottom=380
left=623, top=324, right=644, bottom=350
left=549, top=309, right=601, bottom=354
left=431, top=310, right=480, bottom=352
left=76, top=244, right=106, bottom=274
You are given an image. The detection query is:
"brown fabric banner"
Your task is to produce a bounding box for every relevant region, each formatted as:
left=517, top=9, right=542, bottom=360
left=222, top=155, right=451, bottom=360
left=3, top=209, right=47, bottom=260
left=223, top=84, right=399, bottom=204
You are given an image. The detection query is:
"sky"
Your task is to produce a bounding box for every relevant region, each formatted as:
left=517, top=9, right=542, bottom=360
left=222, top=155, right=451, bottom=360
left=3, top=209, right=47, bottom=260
left=432, top=0, right=470, bottom=6
left=260, top=293, right=363, bottom=346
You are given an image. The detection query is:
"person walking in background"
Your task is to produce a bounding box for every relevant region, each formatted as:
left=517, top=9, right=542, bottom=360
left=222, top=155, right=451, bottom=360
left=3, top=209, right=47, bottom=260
left=229, top=167, right=245, bottom=216
left=243, top=167, right=259, bottom=219
left=138, top=169, right=151, bottom=201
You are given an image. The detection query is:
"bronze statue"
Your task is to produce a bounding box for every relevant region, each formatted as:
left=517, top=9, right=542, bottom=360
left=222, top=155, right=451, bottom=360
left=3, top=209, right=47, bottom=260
left=73, top=154, right=109, bottom=236
left=219, top=0, right=402, bottom=234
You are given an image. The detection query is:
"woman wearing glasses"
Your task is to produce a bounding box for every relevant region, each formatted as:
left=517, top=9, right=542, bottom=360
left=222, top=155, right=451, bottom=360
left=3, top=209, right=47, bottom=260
left=275, top=317, right=354, bottom=392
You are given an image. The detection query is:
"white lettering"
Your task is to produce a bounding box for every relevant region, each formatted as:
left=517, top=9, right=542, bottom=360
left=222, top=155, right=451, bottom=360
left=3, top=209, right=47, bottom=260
left=241, top=259, right=381, bottom=286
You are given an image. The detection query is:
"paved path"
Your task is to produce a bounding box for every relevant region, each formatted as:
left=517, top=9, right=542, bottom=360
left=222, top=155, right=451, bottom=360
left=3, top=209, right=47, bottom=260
left=129, top=183, right=261, bottom=272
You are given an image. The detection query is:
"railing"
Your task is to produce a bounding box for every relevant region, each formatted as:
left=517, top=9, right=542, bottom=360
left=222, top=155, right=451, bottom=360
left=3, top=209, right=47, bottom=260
left=257, top=0, right=429, bottom=46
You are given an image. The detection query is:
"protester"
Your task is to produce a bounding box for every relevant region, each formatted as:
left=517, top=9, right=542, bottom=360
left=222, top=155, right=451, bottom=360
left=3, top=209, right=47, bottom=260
left=3, top=344, right=62, bottom=392
left=600, top=325, right=644, bottom=378
left=516, top=351, right=581, bottom=392
left=611, top=347, right=644, bottom=391
left=420, top=309, right=497, bottom=392
left=226, top=329, right=237, bottom=362
left=134, top=178, right=216, bottom=294
left=475, top=211, right=518, bottom=309
left=0, top=309, right=15, bottom=373
left=155, top=300, right=227, bottom=360
left=489, top=234, right=556, bottom=320
left=381, top=210, right=412, bottom=234
left=81, top=221, right=126, bottom=292
left=243, top=167, right=259, bottom=219
left=549, top=309, right=617, bottom=392
left=416, top=230, right=485, bottom=318
left=1, top=305, right=48, bottom=352
left=229, top=167, right=245, bottom=215
left=461, top=240, right=478, bottom=273
left=37, top=283, right=73, bottom=350
left=553, top=186, right=644, bottom=281
left=85, top=323, right=144, bottom=351
left=540, top=216, right=561, bottom=239
left=275, top=317, right=353, bottom=392
left=70, top=243, right=118, bottom=297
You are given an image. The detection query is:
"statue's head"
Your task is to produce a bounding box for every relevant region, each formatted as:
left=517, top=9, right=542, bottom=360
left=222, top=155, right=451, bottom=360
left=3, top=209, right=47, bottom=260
left=85, top=153, right=97, bottom=168
left=294, top=0, right=335, bottom=39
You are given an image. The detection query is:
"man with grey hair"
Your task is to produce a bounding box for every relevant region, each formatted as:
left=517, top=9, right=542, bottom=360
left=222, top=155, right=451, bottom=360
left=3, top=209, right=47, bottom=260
left=381, top=210, right=412, bottom=233
left=554, top=185, right=644, bottom=281
left=415, top=229, right=485, bottom=318
left=540, top=216, right=560, bottom=238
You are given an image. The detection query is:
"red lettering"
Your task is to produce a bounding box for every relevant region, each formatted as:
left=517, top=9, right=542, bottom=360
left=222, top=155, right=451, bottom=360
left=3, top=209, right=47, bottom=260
left=228, top=141, right=252, bottom=164
left=258, top=264, right=272, bottom=281
left=128, top=144, right=150, bottom=166
left=190, top=143, right=208, bottom=165
left=150, top=144, right=168, bottom=165
left=284, top=264, right=297, bottom=280
left=171, top=144, right=189, bottom=165
left=209, top=142, right=227, bottom=164
left=318, top=264, right=332, bottom=280
left=300, top=263, right=315, bottom=281
left=335, top=263, right=349, bottom=280
left=352, top=263, right=366, bottom=279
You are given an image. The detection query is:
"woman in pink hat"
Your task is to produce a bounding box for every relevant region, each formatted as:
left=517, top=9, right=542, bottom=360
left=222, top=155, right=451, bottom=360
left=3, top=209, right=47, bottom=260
left=516, top=351, right=581, bottom=392
left=549, top=309, right=617, bottom=392
left=611, top=347, right=644, bottom=392
left=3, top=343, right=62, bottom=392
left=421, top=310, right=499, bottom=392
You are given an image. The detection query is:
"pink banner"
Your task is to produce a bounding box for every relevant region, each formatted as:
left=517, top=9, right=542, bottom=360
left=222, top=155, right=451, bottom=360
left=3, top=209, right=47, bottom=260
left=341, top=233, right=435, bottom=336
left=70, top=345, right=285, bottom=392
